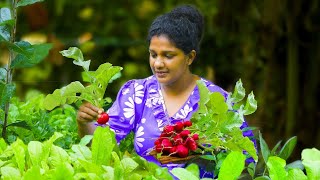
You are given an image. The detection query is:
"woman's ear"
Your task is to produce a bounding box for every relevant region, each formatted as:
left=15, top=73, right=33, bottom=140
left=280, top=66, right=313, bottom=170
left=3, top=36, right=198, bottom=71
left=187, top=50, right=196, bottom=65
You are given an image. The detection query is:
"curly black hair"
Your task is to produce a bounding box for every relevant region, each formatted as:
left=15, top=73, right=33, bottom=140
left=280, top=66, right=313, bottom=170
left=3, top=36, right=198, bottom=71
left=147, top=5, right=204, bottom=55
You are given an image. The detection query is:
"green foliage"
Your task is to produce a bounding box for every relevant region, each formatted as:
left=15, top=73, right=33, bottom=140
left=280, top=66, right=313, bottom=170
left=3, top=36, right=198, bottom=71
left=16, top=0, right=45, bottom=7
left=301, top=148, right=320, bottom=179
left=0, top=82, right=15, bottom=109
left=191, top=79, right=258, bottom=163
left=44, top=47, right=122, bottom=110
left=0, top=126, right=173, bottom=179
left=218, top=151, right=246, bottom=180
left=0, top=0, right=52, bottom=140
left=2, top=90, right=79, bottom=148
left=171, top=166, right=200, bottom=180
left=9, top=42, right=52, bottom=68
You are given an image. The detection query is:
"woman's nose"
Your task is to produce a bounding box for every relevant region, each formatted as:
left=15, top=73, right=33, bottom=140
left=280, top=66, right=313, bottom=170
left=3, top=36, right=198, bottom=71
left=154, top=57, right=164, bottom=67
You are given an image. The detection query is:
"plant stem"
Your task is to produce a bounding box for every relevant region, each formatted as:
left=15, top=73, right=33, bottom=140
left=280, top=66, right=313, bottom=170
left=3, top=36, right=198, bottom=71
left=2, top=0, right=17, bottom=139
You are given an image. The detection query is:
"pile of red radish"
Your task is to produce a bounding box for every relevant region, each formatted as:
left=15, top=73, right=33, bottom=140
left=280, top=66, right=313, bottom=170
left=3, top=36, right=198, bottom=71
left=153, top=121, right=199, bottom=158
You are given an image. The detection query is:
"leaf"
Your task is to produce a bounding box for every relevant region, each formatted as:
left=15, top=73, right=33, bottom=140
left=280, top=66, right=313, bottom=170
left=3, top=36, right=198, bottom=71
left=301, top=148, right=320, bottom=180
left=0, top=8, right=12, bottom=41
left=287, top=168, right=307, bottom=180
left=200, top=155, right=216, bottom=161
left=285, top=160, right=304, bottom=171
left=0, top=68, right=6, bottom=82
left=16, top=0, right=45, bottom=7
left=47, top=162, right=74, bottom=180
left=91, top=126, right=115, bottom=166
left=171, top=168, right=199, bottom=180
left=79, top=135, right=93, bottom=146
left=112, top=151, right=125, bottom=180
left=11, top=139, right=26, bottom=175
left=6, top=121, right=31, bottom=130
left=77, top=159, right=104, bottom=174
left=102, top=166, right=115, bottom=180
left=225, top=129, right=258, bottom=161
left=43, top=81, right=85, bottom=110
left=121, top=157, right=139, bottom=175
left=84, top=62, right=123, bottom=106
left=231, top=79, right=245, bottom=103
left=48, top=145, right=70, bottom=168
left=270, top=140, right=282, bottom=156
left=267, top=156, right=288, bottom=180
left=0, top=138, right=7, bottom=153
left=259, top=131, right=270, bottom=164
left=0, top=82, right=15, bottom=109
left=195, top=80, right=210, bottom=115
left=28, top=141, right=44, bottom=166
left=0, top=166, right=21, bottom=179
left=24, top=166, right=42, bottom=180
left=185, top=163, right=200, bottom=178
left=218, top=151, right=246, bottom=180
left=243, top=91, right=257, bottom=115
left=10, top=43, right=52, bottom=68
left=60, top=47, right=90, bottom=71
left=71, top=144, right=92, bottom=161
left=278, top=136, right=297, bottom=160
left=0, top=8, right=12, bottom=22
left=247, top=162, right=255, bottom=177
left=209, top=92, right=228, bottom=115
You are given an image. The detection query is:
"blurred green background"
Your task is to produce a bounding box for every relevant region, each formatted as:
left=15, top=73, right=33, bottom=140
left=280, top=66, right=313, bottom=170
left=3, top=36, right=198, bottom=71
left=1, top=0, right=319, bottom=161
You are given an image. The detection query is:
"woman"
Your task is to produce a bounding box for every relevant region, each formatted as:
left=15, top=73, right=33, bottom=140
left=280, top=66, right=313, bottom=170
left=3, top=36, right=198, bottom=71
left=77, top=4, right=255, bottom=178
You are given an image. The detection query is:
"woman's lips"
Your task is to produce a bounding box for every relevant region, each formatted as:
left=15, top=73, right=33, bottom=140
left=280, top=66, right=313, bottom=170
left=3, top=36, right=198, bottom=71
left=155, top=71, right=168, bottom=78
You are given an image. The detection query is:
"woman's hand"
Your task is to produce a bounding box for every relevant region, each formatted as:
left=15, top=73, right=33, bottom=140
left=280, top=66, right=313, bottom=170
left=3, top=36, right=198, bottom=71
left=76, top=102, right=104, bottom=137
left=77, top=102, right=104, bottom=124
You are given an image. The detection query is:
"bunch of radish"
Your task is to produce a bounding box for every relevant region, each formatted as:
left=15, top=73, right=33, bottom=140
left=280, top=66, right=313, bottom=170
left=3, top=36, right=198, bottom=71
left=153, top=121, right=199, bottom=158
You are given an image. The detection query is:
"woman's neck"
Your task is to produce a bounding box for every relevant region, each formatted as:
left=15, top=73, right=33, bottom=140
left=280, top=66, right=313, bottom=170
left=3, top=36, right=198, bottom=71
left=160, top=73, right=198, bottom=96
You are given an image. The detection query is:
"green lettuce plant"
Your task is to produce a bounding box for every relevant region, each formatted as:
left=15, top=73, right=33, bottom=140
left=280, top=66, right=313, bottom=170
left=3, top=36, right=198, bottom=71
left=0, top=125, right=173, bottom=179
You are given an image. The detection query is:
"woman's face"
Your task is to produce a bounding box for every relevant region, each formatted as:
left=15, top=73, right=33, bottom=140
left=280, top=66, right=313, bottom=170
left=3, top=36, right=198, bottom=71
left=149, top=35, right=191, bottom=86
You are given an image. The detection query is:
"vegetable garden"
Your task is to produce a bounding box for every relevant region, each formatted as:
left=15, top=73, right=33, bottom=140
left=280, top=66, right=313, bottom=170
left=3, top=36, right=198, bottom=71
left=0, top=0, right=319, bottom=179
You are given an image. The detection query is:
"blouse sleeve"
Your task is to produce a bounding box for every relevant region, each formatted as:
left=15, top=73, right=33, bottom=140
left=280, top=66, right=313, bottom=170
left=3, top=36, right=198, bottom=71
left=106, top=80, right=141, bottom=143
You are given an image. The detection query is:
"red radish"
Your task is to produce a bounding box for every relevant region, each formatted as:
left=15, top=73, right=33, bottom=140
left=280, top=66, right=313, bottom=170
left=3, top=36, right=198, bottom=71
left=179, top=130, right=191, bottom=138
left=176, top=144, right=189, bottom=158
left=97, top=112, right=109, bottom=124
left=155, top=144, right=162, bottom=153
left=173, top=134, right=183, bottom=145
left=186, top=137, right=198, bottom=151
left=169, top=146, right=177, bottom=154
left=161, top=138, right=173, bottom=153
left=160, top=132, right=170, bottom=137
left=192, top=134, right=199, bottom=140
left=174, top=122, right=184, bottom=132
left=183, top=120, right=192, bottom=127
left=154, top=139, right=162, bottom=145
left=163, top=125, right=175, bottom=136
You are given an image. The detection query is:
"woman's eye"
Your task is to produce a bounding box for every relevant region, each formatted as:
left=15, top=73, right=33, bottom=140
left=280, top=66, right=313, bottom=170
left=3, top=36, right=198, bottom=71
left=165, top=54, right=173, bottom=59
left=150, top=53, right=157, bottom=58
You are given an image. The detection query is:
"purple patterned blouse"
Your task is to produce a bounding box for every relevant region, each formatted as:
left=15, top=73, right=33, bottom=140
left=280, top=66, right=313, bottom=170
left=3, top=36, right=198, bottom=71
left=106, top=75, right=254, bottom=171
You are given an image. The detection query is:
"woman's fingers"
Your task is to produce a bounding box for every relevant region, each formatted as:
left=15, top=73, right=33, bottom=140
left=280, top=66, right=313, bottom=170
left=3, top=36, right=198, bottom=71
left=77, top=102, right=103, bottom=124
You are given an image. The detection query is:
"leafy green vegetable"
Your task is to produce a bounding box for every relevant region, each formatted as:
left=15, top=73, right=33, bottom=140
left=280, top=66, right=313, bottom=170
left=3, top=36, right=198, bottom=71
left=44, top=47, right=122, bottom=110
left=301, top=148, right=320, bottom=180
left=190, top=79, right=258, bottom=162
left=218, top=151, right=246, bottom=180
left=267, top=156, right=288, bottom=180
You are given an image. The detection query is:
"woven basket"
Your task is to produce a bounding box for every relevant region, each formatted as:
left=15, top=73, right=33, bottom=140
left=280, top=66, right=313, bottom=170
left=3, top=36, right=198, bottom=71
left=149, top=150, right=200, bottom=164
